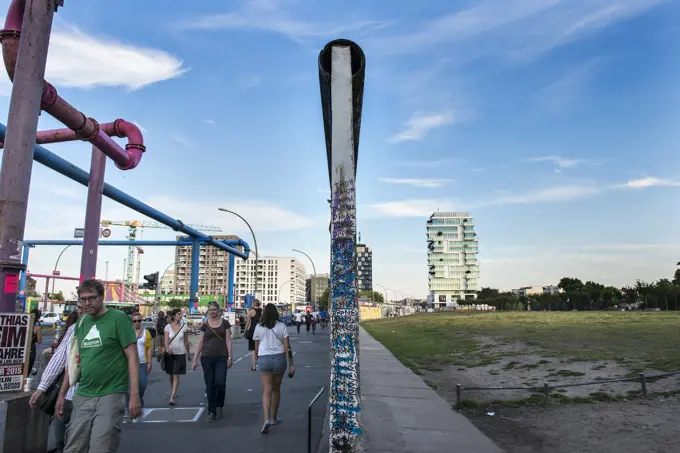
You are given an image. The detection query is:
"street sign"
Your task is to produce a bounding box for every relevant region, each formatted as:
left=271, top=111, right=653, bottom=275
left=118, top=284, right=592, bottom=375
left=73, top=228, right=84, bottom=239
left=100, top=228, right=111, bottom=238
left=52, top=270, right=60, bottom=276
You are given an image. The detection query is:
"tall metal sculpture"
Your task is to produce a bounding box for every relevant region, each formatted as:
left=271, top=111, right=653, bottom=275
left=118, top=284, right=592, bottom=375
left=319, top=39, right=366, bottom=453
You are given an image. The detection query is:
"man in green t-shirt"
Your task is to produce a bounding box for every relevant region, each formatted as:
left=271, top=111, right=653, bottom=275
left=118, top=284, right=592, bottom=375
left=56, top=279, right=140, bottom=453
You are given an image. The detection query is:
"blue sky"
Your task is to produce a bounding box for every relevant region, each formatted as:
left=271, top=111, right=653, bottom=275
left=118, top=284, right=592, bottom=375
left=1, top=0, right=678, bottom=298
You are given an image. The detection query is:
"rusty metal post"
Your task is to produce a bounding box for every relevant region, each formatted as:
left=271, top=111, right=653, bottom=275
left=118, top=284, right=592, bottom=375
left=79, top=146, right=106, bottom=282
left=455, top=384, right=462, bottom=409
left=0, top=0, right=56, bottom=312
left=543, top=382, right=550, bottom=403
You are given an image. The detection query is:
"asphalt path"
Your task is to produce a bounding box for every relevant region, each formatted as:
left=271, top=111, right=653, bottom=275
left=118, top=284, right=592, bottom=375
left=119, top=325, right=330, bottom=453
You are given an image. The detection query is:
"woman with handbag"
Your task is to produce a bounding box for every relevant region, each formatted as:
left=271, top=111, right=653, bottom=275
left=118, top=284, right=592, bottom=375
left=245, top=300, right=262, bottom=371
left=253, top=303, right=295, bottom=434
left=163, top=308, right=190, bottom=405
left=191, top=301, right=233, bottom=422
left=127, top=312, right=152, bottom=421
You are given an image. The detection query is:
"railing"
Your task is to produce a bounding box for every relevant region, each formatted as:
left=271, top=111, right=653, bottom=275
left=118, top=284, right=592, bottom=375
left=455, top=371, right=680, bottom=408
left=308, top=386, right=326, bottom=453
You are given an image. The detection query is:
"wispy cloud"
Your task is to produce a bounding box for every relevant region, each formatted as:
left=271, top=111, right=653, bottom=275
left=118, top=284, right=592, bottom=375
left=180, top=1, right=387, bottom=42
left=367, top=0, right=667, bottom=62
left=47, top=25, right=187, bottom=90
left=389, top=112, right=456, bottom=143
left=368, top=199, right=459, bottom=217
left=525, top=155, right=604, bottom=172
left=202, top=119, right=217, bottom=127
left=379, top=178, right=453, bottom=188
left=539, top=57, right=607, bottom=113
left=393, top=158, right=458, bottom=168
left=170, top=135, right=194, bottom=148
left=132, top=121, right=148, bottom=134
left=487, top=185, right=602, bottom=205
left=624, top=177, right=680, bottom=189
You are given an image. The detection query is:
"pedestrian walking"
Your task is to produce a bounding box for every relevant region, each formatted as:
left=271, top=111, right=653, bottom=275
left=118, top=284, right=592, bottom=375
left=127, top=313, right=152, bottom=422
left=29, top=302, right=83, bottom=453
left=191, top=301, right=233, bottom=422
left=304, top=311, right=312, bottom=335
left=163, top=308, right=189, bottom=405
left=245, top=300, right=263, bottom=371
left=155, top=310, right=167, bottom=352
left=253, top=303, right=295, bottom=434
left=28, top=308, right=43, bottom=374
left=294, top=311, right=303, bottom=334
left=56, top=279, right=141, bottom=453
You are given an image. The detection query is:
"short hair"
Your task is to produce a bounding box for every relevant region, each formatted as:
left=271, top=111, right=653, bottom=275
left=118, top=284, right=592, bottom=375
left=132, top=312, right=143, bottom=319
left=207, top=301, right=220, bottom=310
left=78, top=279, right=105, bottom=297
left=170, top=308, right=182, bottom=318
left=253, top=299, right=262, bottom=307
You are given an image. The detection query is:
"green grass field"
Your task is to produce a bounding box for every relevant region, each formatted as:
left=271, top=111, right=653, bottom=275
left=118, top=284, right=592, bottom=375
left=362, top=311, right=680, bottom=374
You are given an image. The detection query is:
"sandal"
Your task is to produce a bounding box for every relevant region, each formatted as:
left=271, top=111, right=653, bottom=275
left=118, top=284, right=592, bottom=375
left=251, top=365, right=257, bottom=371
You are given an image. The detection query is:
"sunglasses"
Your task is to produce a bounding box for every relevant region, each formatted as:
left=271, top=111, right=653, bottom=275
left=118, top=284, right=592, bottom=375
left=132, top=319, right=142, bottom=323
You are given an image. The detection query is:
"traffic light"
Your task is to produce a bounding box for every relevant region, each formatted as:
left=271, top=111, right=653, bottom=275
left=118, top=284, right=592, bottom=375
left=143, top=271, right=159, bottom=290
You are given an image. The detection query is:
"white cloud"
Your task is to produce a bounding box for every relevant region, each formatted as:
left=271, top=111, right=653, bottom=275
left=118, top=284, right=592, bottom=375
left=45, top=25, right=187, bottom=90
left=488, top=185, right=603, bottom=205
left=524, top=155, right=604, bottom=172
left=624, top=177, right=680, bottom=189
left=181, top=1, right=386, bottom=42
left=389, top=112, right=456, bottom=143
left=202, top=119, right=217, bottom=127
left=379, top=178, right=453, bottom=188
left=368, top=200, right=458, bottom=217
left=393, top=158, right=458, bottom=168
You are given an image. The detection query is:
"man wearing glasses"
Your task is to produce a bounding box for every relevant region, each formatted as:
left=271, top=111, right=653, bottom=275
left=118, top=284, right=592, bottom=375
left=29, top=301, right=84, bottom=453
left=56, top=279, right=141, bottom=453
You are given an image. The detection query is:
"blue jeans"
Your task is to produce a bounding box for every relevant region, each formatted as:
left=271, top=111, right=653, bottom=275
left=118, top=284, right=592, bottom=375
left=201, top=356, right=228, bottom=414
left=126, top=363, right=148, bottom=411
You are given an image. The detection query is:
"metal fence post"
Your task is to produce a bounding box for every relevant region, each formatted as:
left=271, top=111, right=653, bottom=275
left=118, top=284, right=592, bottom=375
left=640, top=373, right=647, bottom=398
left=543, top=382, right=550, bottom=403
left=455, top=384, right=462, bottom=409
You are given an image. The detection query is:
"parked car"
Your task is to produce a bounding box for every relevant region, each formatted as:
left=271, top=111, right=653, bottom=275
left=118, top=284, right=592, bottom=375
left=40, top=312, right=61, bottom=328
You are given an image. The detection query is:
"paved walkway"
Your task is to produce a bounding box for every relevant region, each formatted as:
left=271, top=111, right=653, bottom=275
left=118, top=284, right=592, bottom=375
left=118, top=325, right=329, bottom=453
left=360, top=326, right=503, bottom=453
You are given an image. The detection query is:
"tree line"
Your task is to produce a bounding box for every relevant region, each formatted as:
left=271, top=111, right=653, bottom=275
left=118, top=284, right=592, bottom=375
left=477, top=269, right=680, bottom=311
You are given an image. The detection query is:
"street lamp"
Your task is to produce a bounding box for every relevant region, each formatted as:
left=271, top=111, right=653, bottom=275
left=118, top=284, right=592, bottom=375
left=292, top=249, right=317, bottom=311
left=52, top=244, right=72, bottom=295
left=154, top=262, right=175, bottom=313
left=375, top=284, right=388, bottom=303
left=218, top=208, right=259, bottom=299
left=278, top=280, right=291, bottom=304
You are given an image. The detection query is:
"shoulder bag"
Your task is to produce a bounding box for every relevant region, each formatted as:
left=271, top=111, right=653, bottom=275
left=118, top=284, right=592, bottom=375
left=67, top=317, right=86, bottom=386
left=158, top=323, right=185, bottom=371
left=38, top=370, right=64, bottom=416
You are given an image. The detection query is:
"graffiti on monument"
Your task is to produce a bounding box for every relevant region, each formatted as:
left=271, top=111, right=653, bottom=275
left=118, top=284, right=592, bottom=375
left=329, top=168, right=361, bottom=451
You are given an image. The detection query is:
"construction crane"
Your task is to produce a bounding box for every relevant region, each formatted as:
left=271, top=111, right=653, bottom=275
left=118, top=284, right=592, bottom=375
left=100, top=220, right=222, bottom=294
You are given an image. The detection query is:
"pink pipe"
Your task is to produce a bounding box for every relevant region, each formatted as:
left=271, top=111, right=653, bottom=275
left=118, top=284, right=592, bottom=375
left=0, top=0, right=145, bottom=170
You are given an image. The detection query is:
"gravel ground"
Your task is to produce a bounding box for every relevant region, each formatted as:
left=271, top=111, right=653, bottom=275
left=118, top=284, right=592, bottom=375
left=464, top=395, right=679, bottom=453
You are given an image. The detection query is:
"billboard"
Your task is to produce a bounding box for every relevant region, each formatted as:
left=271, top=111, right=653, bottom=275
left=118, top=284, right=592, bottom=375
left=0, top=313, right=33, bottom=392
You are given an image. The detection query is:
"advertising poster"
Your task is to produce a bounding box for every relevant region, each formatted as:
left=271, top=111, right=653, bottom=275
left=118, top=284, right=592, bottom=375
left=0, top=313, right=33, bottom=392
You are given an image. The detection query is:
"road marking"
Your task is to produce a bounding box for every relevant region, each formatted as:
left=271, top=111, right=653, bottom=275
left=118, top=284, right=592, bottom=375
left=233, top=357, right=244, bottom=364
left=299, top=341, right=312, bottom=344
left=242, top=353, right=251, bottom=358
left=133, top=407, right=205, bottom=423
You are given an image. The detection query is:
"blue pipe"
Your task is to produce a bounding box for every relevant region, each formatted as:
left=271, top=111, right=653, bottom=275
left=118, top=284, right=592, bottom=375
left=227, top=253, right=235, bottom=307
left=0, top=123, right=250, bottom=260
left=25, top=240, right=199, bottom=247
left=18, top=245, right=30, bottom=311
left=190, top=239, right=200, bottom=312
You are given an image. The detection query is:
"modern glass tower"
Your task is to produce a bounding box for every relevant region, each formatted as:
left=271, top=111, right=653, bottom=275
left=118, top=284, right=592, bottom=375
left=426, top=212, right=480, bottom=308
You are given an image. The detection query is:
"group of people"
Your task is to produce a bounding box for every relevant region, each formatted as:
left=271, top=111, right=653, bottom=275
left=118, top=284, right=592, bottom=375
left=28, top=279, right=297, bottom=452
left=293, top=310, right=328, bottom=335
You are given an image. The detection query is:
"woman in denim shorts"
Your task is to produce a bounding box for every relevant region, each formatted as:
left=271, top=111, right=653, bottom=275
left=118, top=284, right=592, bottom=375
left=253, top=303, right=296, bottom=434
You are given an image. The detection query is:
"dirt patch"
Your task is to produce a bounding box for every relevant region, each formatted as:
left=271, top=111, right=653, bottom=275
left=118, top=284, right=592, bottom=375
left=464, top=395, right=680, bottom=453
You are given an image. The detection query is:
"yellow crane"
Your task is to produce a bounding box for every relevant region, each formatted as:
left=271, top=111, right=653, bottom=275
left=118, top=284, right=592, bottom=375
left=100, top=220, right=222, bottom=294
